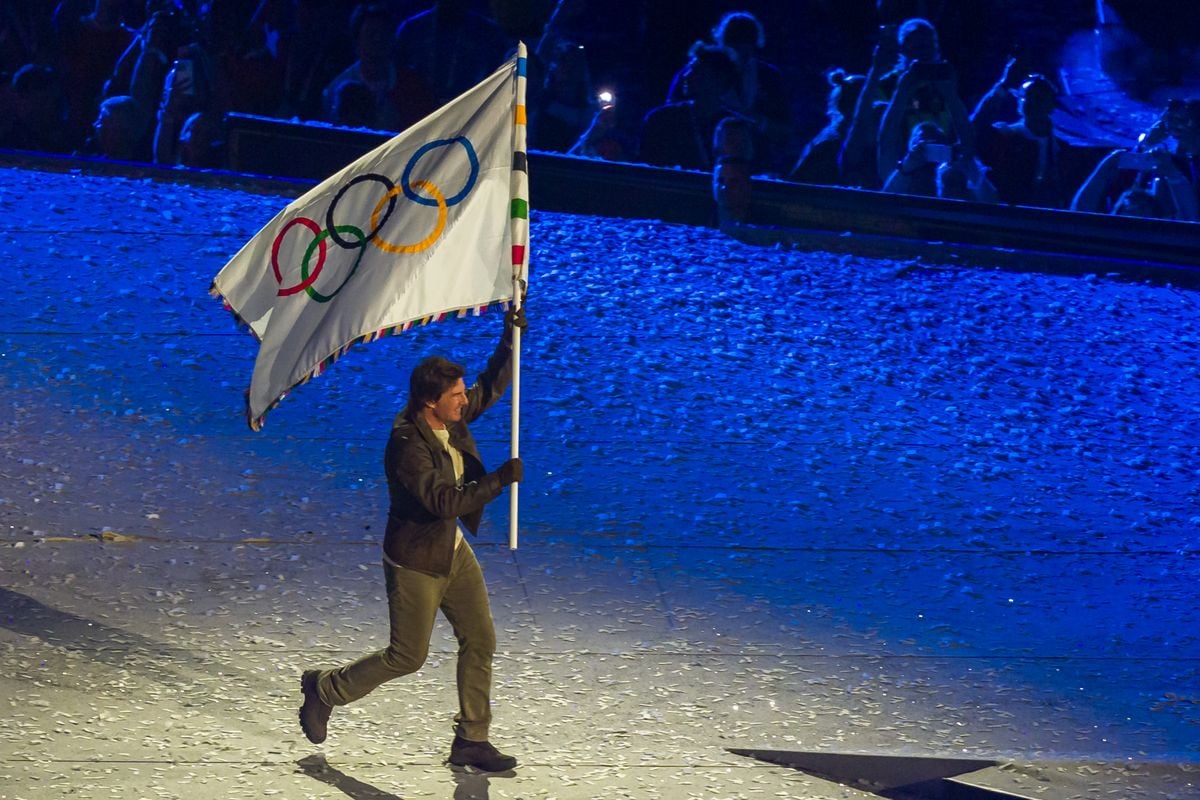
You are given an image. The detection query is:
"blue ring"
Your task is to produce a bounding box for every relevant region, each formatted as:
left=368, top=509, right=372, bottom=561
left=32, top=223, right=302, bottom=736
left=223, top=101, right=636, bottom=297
left=401, top=137, right=478, bottom=208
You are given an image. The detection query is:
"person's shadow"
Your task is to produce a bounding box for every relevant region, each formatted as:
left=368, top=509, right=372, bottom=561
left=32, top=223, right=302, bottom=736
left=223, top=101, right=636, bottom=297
left=296, top=755, right=503, bottom=799
left=449, top=765, right=500, bottom=799
left=0, top=586, right=222, bottom=686
left=296, top=755, right=405, bottom=799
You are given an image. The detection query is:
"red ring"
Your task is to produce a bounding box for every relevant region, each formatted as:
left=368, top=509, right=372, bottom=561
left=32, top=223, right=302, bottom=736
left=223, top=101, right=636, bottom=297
left=272, top=217, right=326, bottom=296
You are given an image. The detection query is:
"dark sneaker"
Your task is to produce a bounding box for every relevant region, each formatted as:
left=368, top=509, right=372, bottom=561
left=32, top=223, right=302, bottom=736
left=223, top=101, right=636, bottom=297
left=299, top=670, right=333, bottom=744
left=448, top=735, right=518, bottom=772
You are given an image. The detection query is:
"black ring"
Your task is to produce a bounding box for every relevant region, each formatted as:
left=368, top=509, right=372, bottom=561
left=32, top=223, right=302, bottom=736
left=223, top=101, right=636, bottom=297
left=325, top=173, right=398, bottom=249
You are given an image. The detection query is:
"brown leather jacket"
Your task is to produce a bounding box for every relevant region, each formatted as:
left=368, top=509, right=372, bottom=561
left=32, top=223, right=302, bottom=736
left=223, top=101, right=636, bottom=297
left=381, top=333, right=513, bottom=576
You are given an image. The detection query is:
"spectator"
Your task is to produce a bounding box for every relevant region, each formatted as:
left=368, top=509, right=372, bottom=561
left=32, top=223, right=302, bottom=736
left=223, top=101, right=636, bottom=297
left=176, top=109, right=225, bottom=168
left=666, top=11, right=791, bottom=175
left=531, top=0, right=586, bottom=67
left=638, top=41, right=738, bottom=171
left=1140, top=96, right=1200, bottom=161
left=1111, top=184, right=1162, bottom=217
left=841, top=17, right=972, bottom=188
left=238, top=0, right=295, bottom=112
left=109, top=8, right=209, bottom=165
left=974, top=74, right=1077, bottom=208
left=321, top=4, right=421, bottom=132
left=881, top=120, right=996, bottom=202
left=147, top=0, right=296, bottom=164
left=874, top=19, right=975, bottom=185
left=935, top=156, right=998, bottom=203
left=1072, top=99, right=1200, bottom=221
left=839, top=18, right=902, bottom=187
left=192, top=0, right=280, bottom=117
left=327, top=78, right=378, bottom=128
left=568, top=100, right=634, bottom=162
left=212, top=0, right=348, bottom=121
left=0, top=63, right=71, bottom=154
left=536, top=1, right=627, bottom=160
left=713, top=115, right=755, bottom=224
left=531, top=39, right=594, bottom=153
left=789, top=68, right=864, bottom=186
left=877, top=0, right=997, bottom=100
left=391, top=0, right=510, bottom=108
left=101, top=5, right=191, bottom=103
left=1, top=2, right=56, bottom=76
left=1072, top=149, right=1198, bottom=221
left=157, top=49, right=217, bottom=163
left=881, top=120, right=947, bottom=196
left=91, top=93, right=151, bottom=160
left=279, top=0, right=351, bottom=120
left=969, top=53, right=1031, bottom=131
left=57, top=0, right=135, bottom=147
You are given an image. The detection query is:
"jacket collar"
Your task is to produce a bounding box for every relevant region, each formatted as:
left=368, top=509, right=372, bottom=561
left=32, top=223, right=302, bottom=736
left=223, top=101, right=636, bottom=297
left=401, top=407, right=465, bottom=450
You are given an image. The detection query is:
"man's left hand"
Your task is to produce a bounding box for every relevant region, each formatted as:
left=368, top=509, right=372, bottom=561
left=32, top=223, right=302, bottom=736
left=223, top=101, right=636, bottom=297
left=505, top=305, right=527, bottom=331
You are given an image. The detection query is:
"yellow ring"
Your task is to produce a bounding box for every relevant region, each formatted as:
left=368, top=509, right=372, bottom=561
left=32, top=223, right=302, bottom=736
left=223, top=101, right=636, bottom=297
left=369, top=179, right=448, bottom=254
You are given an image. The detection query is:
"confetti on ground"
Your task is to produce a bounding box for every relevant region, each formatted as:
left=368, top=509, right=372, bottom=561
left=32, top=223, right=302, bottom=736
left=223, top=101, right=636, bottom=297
left=0, top=164, right=1196, bottom=799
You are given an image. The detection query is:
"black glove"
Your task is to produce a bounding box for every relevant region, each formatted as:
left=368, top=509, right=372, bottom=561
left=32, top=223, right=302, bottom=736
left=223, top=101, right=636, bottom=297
left=496, top=457, right=523, bottom=485
left=502, top=305, right=526, bottom=347
left=505, top=305, right=527, bottom=331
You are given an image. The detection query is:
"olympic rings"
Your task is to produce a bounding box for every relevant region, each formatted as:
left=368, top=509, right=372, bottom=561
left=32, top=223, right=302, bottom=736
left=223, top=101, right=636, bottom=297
left=272, top=217, right=326, bottom=296
left=270, top=136, right=480, bottom=300
left=369, top=179, right=447, bottom=255
left=301, top=225, right=365, bottom=303
left=401, top=137, right=478, bottom=207
left=326, top=173, right=397, bottom=249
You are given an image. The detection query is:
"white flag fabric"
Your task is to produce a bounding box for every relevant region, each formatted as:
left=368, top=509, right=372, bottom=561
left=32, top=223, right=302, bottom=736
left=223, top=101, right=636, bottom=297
left=212, top=43, right=530, bottom=430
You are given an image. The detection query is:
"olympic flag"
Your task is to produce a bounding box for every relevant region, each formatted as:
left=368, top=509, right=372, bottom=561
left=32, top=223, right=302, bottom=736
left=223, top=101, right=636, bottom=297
left=211, top=43, right=529, bottom=441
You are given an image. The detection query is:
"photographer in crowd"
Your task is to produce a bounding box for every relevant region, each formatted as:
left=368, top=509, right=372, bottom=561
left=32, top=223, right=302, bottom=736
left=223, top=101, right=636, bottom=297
left=874, top=20, right=975, bottom=187
left=1071, top=99, right=1200, bottom=221
left=972, top=65, right=1082, bottom=209
left=841, top=18, right=973, bottom=188
left=881, top=120, right=996, bottom=202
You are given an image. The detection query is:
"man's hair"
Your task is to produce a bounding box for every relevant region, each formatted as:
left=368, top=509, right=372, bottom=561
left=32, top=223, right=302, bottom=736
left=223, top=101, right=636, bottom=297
left=408, top=356, right=465, bottom=411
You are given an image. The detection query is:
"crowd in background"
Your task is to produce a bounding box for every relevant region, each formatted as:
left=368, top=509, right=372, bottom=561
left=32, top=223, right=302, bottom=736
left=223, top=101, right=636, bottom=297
left=2, top=0, right=1199, bottom=222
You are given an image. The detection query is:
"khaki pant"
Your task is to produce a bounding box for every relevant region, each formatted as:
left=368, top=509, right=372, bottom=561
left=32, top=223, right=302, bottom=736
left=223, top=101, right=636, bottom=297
left=315, top=541, right=496, bottom=741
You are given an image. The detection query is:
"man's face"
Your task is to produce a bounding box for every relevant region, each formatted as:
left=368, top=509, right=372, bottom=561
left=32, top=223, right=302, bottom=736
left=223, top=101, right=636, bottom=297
left=426, top=378, right=468, bottom=428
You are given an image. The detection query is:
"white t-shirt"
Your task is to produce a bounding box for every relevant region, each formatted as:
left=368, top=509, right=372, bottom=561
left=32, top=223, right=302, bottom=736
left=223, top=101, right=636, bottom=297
left=432, top=427, right=465, bottom=548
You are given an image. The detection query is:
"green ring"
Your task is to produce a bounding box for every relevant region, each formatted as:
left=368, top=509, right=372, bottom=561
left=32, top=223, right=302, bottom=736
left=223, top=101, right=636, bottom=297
left=302, top=225, right=366, bottom=303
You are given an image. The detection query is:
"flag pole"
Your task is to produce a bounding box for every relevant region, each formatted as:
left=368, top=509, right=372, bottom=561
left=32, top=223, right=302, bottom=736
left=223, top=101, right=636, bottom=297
left=508, top=308, right=521, bottom=550
left=509, top=41, right=528, bottom=550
